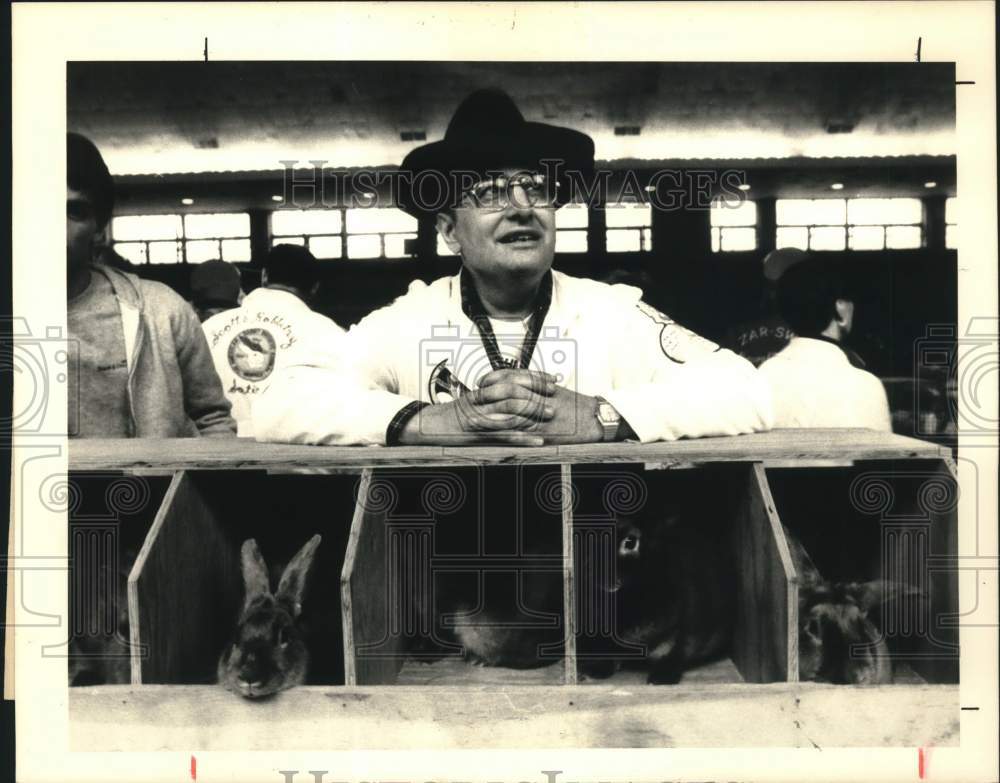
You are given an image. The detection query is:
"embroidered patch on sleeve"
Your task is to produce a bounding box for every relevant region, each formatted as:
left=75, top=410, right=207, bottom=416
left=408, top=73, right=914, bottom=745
left=636, top=301, right=720, bottom=363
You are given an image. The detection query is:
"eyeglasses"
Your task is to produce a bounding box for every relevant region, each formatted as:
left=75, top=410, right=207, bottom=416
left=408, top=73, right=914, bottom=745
left=461, top=173, right=560, bottom=211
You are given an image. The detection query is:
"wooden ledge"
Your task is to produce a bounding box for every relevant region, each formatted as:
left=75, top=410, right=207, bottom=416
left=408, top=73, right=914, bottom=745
left=69, top=682, right=959, bottom=750
left=68, top=429, right=949, bottom=472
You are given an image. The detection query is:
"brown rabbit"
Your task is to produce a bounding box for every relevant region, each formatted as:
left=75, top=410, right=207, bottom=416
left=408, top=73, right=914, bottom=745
left=785, top=526, right=919, bottom=684
left=217, top=535, right=321, bottom=699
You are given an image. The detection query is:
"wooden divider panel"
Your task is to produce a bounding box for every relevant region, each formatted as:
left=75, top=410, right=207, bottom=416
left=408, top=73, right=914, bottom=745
left=561, top=464, right=578, bottom=684
left=341, top=469, right=406, bottom=685
left=128, top=471, right=242, bottom=684
left=732, top=463, right=798, bottom=683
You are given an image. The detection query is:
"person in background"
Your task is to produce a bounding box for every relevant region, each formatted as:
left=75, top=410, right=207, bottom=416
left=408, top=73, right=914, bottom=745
left=190, top=259, right=245, bottom=322
left=201, top=244, right=346, bottom=437
left=253, top=89, right=773, bottom=446
left=758, top=253, right=890, bottom=430
left=67, top=132, right=236, bottom=438
left=724, top=247, right=802, bottom=367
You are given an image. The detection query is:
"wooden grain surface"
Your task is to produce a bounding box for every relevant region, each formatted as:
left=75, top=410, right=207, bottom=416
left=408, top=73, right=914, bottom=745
left=68, top=429, right=948, bottom=472
left=560, top=463, right=577, bottom=684
left=341, top=469, right=406, bottom=684
left=69, top=682, right=959, bottom=750
left=129, top=472, right=242, bottom=684
left=731, top=463, right=798, bottom=683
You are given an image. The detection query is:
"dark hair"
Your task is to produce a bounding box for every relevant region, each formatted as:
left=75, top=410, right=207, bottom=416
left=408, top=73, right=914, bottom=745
left=67, top=132, right=114, bottom=229
left=775, top=257, right=847, bottom=336
left=264, top=244, right=321, bottom=292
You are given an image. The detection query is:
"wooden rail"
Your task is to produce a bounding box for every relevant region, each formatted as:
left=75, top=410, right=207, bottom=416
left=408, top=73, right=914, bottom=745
left=68, top=429, right=949, bottom=472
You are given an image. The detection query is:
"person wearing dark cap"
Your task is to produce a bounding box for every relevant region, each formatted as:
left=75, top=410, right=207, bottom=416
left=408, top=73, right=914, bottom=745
left=66, top=132, right=235, bottom=438
left=201, top=243, right=345, bottom=437
left=758, top=255, right=890, bottom=430
left=190, top=259, right=244, bottom=322
left=723, top=247, right=804, bottom=367
left=254, top=89, right=773, bottom=446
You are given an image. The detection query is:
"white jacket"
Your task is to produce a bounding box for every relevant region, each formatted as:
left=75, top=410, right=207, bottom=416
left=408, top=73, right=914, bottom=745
left=758, top=337, right=891, bottom=431
left=253, top=270, right=774, bottom=445
left=202, top=286, right=346, bottom=437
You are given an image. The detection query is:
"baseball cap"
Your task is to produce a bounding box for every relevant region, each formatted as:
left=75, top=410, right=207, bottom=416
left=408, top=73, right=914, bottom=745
left=762, top=247, right=809, bottom=282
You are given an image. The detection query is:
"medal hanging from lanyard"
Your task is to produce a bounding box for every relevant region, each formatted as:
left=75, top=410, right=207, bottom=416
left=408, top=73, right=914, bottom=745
left=460, top=271, right=553, bottom=370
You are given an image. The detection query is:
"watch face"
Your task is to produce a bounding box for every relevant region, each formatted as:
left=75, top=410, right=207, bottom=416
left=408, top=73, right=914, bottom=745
left=597, top=402, right=620, bottom=424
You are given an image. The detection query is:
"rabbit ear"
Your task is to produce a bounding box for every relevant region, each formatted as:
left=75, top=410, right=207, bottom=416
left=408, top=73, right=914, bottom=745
left=240, top=539, right=271, bottom=608
left=276, top=534, right=322, bottom=617
left=848, top=580, right=926, bottom=613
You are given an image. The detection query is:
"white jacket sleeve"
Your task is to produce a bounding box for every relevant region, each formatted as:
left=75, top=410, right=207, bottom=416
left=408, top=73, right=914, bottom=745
left=599, top=296, right=774, bottom=443
left=252, top=315, right=416, bottom=446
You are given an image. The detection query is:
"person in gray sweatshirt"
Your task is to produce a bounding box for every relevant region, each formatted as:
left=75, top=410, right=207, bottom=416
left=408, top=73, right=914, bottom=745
left=66, top=132, right=235, bottom=438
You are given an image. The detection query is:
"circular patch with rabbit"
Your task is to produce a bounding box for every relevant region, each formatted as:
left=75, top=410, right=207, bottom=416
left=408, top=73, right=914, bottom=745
left=227, top=328, right=277, bottom=382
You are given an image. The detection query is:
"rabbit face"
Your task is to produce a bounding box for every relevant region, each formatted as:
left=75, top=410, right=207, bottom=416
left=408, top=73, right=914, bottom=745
left=798, top=584, right=893, bottom=685
left=218, top=535, right=321, bottom=699
left=219, top=594, right=308, bottom=698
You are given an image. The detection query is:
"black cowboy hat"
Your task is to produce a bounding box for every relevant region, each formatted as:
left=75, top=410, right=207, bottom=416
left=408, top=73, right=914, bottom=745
left=396, top=88, right=595, bottom=218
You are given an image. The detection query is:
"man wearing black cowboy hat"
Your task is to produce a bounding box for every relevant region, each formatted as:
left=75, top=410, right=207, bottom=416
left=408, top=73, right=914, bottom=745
left=254, top=89, right=773, bottom=446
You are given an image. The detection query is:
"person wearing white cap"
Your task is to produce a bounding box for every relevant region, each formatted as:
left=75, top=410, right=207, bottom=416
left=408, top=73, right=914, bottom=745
left=758, top=255, right=891, bottom=431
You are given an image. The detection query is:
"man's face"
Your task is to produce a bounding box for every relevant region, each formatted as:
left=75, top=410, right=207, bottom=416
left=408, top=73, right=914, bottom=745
left=436, top=168, right=557, bottom=281
left=67, top=186, right=100, bottom=273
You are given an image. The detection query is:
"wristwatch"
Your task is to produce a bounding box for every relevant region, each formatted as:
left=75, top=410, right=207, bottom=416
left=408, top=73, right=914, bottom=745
left=593, top=396, right=622, bottom=442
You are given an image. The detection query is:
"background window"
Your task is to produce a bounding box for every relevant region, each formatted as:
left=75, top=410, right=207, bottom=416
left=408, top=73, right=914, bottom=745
left=710, top=198, right=757, bottom=252
left=605, top=202, right=651, bottom=252
left=775, top=198, right=923, bottom=251
left=945, top=197, right=957, bottom=249
left=271, top=209, right=343, bottom=259
left=555, top=204, right=588, bottom=253
left=111, top=212, right=250, bottom=264
left=345, top=207, right=418, bottom=259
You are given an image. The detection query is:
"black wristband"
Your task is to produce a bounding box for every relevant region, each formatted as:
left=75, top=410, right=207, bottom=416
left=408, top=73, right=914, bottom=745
left=385, top=401, right=431, bottom=446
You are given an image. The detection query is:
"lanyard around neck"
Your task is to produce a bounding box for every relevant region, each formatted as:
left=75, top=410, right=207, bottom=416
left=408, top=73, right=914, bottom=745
left=460, top=271, right=553, bottom=371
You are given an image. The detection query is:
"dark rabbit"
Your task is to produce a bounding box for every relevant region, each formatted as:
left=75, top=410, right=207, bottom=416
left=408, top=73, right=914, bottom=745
left=217, top=534, right=321, bottom=699
left=69, top=547, right=135, bottom=686
left=578, top=510, right=735, bottom=684
left=785, top=526, right=919, bottom=684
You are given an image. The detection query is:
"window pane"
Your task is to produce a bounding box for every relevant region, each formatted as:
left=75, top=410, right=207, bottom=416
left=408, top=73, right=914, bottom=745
left=885, top=225, right=922, bottom=249
left=945, top=197, right=957, bottom=225
left=775, top=226, right=809, bottom=250
left=221, top=239, right=252, bottom=262
left=711, top=227, right=721, bottom=253
left=847, top=225, right=885, bottom=250
left=607, top=228, right=641, bottom=252
left=185, top=240, right=221, bottom=264
left=384, top=233, right=417, bottom=258
left=347, top=234, right=381, bottom=259
left=271, top=209, right=342, bottom=236
left=945, top=224, right=957, bottom=249
left=437, top=234, right=455, bottom=256
left=809, top=226, right=846, bottom=251
left=147, top=241, right=182, bottom=264
left=345, top=207, right=417, bottom=234
left=272, top=236, right=306, bottom=247
left=111, top=214, right=182, bottom=241
left=605, top=202, right=651, bottom=228
left=555, top=230, right=588, bottom=253
left=113, top=242, right=147, bottom=264
left=710, top=199, right=757, bottom=227
left=184, top=212, right=250, bottom=239
left=847, top=198, right=922, bottom=226
left=719, top=227, right=757, bottom=252
left=556, top=205, right=589, bottom=230
left=309, top=236, right=342, bottom=259
left=776, top=199, right=846, bottom=226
